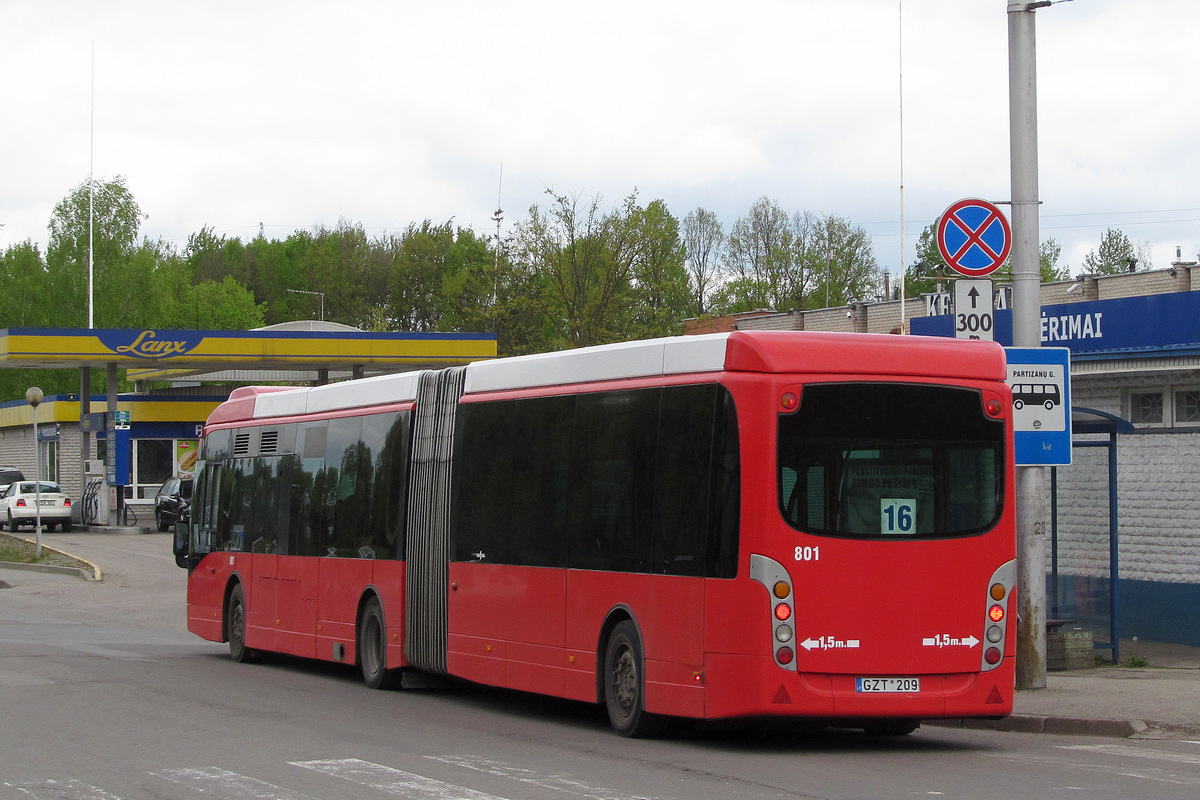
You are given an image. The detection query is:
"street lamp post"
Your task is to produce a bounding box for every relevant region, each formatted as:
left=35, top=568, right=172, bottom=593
left=25, top=387, right=44, bottom=559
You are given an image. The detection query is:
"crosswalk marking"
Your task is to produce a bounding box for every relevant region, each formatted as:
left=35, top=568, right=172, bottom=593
left=10, top=756, right=657, bottom=800
left=428, top=755, right=643, bottom=800
left=5, top=779, right=126, bottom=800
left=1061, top=743, right=1200, bottom=767
left=153, top=767, right=318, bottom=799
left=291, top=758, right=509, bottom=800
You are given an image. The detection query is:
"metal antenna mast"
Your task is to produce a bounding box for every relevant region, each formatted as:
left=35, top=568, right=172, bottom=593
left=492, top=163, right=503, bottom=304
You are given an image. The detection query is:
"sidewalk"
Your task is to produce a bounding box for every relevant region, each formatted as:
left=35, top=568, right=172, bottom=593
left=932, top=640, right=1200, bottom=739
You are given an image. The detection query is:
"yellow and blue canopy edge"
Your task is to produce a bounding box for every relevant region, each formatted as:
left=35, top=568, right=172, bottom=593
left=0, top=395, right=224, bottom=430
left=0, top=327, right=498, bottom=375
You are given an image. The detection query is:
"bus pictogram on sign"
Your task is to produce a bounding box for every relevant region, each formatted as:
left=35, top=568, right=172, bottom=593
left=937, top=198, right=1011, bottom=277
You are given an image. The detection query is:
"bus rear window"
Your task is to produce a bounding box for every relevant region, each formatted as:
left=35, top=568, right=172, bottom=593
left=779, top=383, right=1004, bottom=539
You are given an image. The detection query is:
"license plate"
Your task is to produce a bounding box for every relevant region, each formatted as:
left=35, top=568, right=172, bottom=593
left=38, top=499, right=57, bottom=506
left=856, top=677, right=920, bottom=693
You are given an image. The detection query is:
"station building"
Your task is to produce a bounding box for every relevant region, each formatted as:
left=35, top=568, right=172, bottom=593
left=695, top=255, right=1200, bottom=649
left=0, top=322, right=495, bottom=526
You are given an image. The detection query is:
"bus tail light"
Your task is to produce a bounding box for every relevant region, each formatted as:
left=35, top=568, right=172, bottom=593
left=751, top=554, right=798, bottom=672
left=981, top=560, right=1016, bottom=672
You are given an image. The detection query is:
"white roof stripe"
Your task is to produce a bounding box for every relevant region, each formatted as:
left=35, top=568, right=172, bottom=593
left=247, top=333, right=734, bottom=417
left=463, top=333, right=731, bottom=394
left=252, top=370, right=423, bottom=419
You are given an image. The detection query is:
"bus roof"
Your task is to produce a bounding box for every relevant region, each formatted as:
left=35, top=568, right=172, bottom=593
left=208, top=331, right=1007, bottom=424
left=462, top=331, right=1007, bottom=394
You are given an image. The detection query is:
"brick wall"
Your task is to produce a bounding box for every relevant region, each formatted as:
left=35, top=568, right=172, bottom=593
left=1053, top=374, right=1200, bottom=585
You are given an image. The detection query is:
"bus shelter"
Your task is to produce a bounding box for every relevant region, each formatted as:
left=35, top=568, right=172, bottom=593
left=1049, top=407, right=1135, bottom=663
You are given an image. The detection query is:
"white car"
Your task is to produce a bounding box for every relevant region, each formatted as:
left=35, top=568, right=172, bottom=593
left=0, top=480, right=74, bottom=532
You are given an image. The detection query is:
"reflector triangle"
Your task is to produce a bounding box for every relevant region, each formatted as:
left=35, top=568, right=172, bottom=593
left=772, top=685, right=792, bottom=704
left=985, top=686, right=1004, bottom=704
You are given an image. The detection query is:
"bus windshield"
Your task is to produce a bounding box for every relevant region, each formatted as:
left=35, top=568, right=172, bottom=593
left=779, top=382, right=1004, bottom=539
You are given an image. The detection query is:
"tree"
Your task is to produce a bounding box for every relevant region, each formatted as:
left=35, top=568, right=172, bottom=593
left=511, top=190, right=655, bottom=348
left=0, top=240, right=50, bottom=327
left=1039, top=237, right=1069, bottom=282
left=719, top=197, right=796, bottom=311
left=1082, top=228, right=1139, bottom=275
left=714, top=201, right=879, bottom=313
left=805, top=213, right=881, bottom=308
left=46, top=176, right=147, bottom=326
left=681, top=208, right=723, bottom=316
left=624, top=200, right=691, bottom=340
left=177, top=277, right=266, bottom=329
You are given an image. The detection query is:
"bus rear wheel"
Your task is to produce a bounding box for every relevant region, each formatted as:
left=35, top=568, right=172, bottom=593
left=359, top=596, right=398, bottom=690
left=603, top=621, right=664, bottom=738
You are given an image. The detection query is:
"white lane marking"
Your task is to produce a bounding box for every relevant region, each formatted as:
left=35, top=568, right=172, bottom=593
left=292, top=758, right=510, bottom=800
left=428, top=755, right=651, bottom=800
left=0, top=669, right=54, bottom=687
left=56, top=643, right=150, bottom=661
left=1061, top=743, right=1200, bottom=766
left=6, top=779, right=126, bottom=800
left=991, top=750, right=1200, bottom=787
left=154, top=767, right=319, bottom=799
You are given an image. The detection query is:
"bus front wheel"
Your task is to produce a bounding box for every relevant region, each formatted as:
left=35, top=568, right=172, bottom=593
left=603, top=621, right=664, bottom=738
left=359, top=596, right=398, bottom=690
left=227, top=583, right=257, bottom=663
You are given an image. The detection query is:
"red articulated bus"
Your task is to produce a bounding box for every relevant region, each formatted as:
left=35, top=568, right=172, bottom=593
left=173, top=330, right=1017, bottom=737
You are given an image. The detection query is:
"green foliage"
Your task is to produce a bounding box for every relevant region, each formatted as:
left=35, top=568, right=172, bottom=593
left=1039, top=238, right=1069, bottom=283
left=714, top=201, right=880, bottom=313
left=681, top=207, right=723, bottom=316
left=1083, top=228, right=1139, bottom=275
left=510, top=190, right=690, bottom=349
left=46, top=175, right=147, bottom=327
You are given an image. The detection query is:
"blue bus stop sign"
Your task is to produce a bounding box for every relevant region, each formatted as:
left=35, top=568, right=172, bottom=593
left=1006, top=347, right=1072, bottom=466
left=937, top=198, right=1011, bottom=277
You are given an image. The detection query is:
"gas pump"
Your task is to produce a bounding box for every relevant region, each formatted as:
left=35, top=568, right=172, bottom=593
left=106, top=414, right=132, bottom=526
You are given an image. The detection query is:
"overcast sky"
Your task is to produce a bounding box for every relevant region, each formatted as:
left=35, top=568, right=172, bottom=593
left=2, top=1, right=1197, bottom=286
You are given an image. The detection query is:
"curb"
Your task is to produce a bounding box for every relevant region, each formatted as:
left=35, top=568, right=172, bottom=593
left=0, top=559, right=98, bottom=581
left=927, top=715, right=1149, bottom=738
left=0, top=536, right=102, bottom=582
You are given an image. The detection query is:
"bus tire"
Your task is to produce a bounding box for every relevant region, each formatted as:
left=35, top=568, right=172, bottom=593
left=359, top=596, right=397, bottom=690
left=227, top=583, right=257, bottom=663
left=603, top=620, right=664, bottom=738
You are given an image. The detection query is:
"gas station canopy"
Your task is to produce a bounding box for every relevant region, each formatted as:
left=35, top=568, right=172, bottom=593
left=0, top=324, right=497, bottom=381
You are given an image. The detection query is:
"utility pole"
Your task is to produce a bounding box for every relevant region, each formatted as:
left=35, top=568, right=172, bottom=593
left=1009, top=0, right=1052, bottom=689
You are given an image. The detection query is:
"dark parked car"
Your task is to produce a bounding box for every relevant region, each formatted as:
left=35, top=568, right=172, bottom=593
left=154, top=476, right=192, bottom=532
left=0, top=467, right=25, bottom=495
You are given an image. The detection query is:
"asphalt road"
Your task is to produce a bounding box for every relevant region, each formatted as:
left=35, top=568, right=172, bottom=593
left=3, top=532, right=1200, bottom=800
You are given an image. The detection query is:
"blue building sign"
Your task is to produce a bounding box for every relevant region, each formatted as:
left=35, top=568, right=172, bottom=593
left=911, top=290, right=1200, bottom=359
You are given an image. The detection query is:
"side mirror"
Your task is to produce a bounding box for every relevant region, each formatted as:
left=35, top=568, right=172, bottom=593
left=173, top=520, right=191, bottom=569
